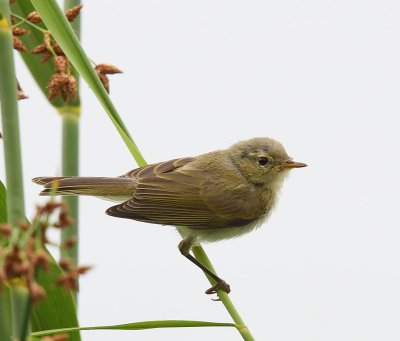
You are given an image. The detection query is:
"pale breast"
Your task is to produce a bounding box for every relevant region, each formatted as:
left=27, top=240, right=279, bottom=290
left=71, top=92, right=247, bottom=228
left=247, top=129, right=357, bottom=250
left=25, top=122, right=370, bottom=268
left=178, top=188, right=278, bottom=243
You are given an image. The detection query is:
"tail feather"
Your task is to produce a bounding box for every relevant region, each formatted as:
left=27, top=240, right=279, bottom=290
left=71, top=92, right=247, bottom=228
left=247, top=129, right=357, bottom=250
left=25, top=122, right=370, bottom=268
left=33, top=176, right=135, bottom=199
left=32, top=176, right=73, bottom=185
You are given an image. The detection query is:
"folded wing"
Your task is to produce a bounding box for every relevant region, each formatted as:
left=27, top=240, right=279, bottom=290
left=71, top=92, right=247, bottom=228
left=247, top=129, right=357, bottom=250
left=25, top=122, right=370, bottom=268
left=107, top=158, right=261, bottom=229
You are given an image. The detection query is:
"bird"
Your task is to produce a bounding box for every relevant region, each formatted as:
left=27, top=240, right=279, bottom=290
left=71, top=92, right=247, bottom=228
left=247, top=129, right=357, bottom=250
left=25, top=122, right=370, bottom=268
left=33, top=137, right=306, bottom=294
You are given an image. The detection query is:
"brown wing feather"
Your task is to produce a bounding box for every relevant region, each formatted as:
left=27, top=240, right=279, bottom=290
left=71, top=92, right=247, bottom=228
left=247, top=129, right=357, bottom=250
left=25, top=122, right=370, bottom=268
left=122, top=157, right=195, bottom=179
left=107, top=160, right=262, bottom=229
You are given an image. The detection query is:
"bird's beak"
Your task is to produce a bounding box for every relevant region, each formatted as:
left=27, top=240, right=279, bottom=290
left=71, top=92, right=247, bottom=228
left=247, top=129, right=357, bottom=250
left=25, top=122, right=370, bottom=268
left=276, top=160, right=307, bottom=171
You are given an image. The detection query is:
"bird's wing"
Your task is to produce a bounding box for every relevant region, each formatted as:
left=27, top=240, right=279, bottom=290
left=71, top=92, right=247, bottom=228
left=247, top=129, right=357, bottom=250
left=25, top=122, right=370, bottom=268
left=107, top=158, right=261, bottom=229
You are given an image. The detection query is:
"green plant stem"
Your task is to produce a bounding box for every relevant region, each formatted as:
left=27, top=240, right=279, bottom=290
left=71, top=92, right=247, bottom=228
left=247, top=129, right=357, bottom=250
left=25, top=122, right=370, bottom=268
left=0, top=288, right=12, bottom=341
left=60, top=111, right=80, bottom=264
left=0, top=6, right=30, bottom=341
left=11, top=283, right=31, bottom=340
left=60, top=0, right=81, bottom=303
left=0, top=6, right=25, bottom=225
left=192, top=246, right=256, bottom=341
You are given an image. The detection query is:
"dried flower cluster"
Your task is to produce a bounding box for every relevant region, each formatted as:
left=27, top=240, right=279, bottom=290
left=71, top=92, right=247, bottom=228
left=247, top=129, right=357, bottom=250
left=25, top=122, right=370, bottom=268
left=65, top=5, right=83, bottom=22
left=10, top=4, right=122, bottom=102
left=0, top=219, right=48, bottom=303
left=95, top=64, right=122, bottom=93
left=26, top=5, right=83, bottom=25
left=31, top=33, right=65, bottom=64
left=57, top=258, right=92, bottom=291
left=12, top=26, right=29, bottom=52
left=0, top=200, right=91, bottom=303
left=48, top=56, right=77, bottom=102
left=26, top=11, right=41, bottom=24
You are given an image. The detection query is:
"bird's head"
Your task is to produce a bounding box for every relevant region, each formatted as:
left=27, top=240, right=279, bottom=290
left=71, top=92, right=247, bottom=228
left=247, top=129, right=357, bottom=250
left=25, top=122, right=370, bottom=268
left=228, top=137, right=307, bottom=189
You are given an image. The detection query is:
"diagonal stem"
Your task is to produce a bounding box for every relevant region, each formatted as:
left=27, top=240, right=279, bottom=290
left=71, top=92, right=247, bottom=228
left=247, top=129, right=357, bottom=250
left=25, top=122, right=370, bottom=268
left=192, top=246, right=256, bottom=341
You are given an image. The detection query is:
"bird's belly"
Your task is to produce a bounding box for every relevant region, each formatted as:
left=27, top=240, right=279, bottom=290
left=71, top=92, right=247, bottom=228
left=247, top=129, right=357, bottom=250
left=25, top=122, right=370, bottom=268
left=177, top=214, right=269, bottom=243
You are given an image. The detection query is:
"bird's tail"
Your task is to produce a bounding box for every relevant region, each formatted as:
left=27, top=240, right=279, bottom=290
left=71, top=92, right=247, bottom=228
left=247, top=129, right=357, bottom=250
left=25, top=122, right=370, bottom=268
left=32, top=176, right=135, bottom=200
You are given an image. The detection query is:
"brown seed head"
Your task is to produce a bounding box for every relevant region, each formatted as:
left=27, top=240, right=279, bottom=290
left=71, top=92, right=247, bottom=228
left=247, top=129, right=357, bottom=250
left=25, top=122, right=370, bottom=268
left=33, top=250, right=50, bottom=271
left=77, top=265, right=92, bottom=275
left=28, top=280, right=46, bottom=303
left=17, top=220, right=30, bottom=231
left=52, top=41, right=65, bottom=56
left=0, top=223, right=12, bottom=237
left=53, top=203, right=75, bottom=228
left=95, top=64, right=122, bottom=75
left=66, top=75, right=77, bottom=100
left=59, top=258, right=74, bottom=272
left=47, top=74, right=77, bottom=102
left=56, top=274, right=78, bottom=291
left=65, top=5, right=83, bottom=22
left=48, top=74, right=68, bottom=101
left=31, top=43, right=53, bottom=63
left=12, top=27, right=30, bottom=36
left=13, top=37, right=28, bottom=52
left=41, top=51, right=53, bottom=63
left=62, top=237, right=77, bottom=250
left=31, top=43, right=47, bottom=54
left=43, top=201, right=63, bottom=214
left=26, top=11, right=42, bottom=24
left=97, top=73, right=110, bottom=93
left=54, top=56, right=70, bottom=74
left=4, top=245, right=31, bottom=278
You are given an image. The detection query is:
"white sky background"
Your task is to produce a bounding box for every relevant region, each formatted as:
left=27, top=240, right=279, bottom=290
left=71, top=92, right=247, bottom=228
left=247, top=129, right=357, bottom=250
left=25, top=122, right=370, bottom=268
left=1, top=0, right=400, bottom=340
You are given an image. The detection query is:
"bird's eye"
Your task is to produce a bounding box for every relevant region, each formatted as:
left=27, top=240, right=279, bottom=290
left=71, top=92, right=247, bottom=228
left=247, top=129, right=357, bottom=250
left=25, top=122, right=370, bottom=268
left=257, top=157, right=269, bottom=167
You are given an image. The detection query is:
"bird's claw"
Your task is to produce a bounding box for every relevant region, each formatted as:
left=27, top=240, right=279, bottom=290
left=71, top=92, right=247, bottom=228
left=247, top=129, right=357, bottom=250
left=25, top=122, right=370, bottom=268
left=205, top=279, right=231, bottom=295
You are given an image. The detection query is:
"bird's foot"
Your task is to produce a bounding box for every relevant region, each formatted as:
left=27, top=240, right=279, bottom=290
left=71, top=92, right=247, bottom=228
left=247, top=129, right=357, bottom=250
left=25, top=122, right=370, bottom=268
left=205, top=279, right=231, bottom=295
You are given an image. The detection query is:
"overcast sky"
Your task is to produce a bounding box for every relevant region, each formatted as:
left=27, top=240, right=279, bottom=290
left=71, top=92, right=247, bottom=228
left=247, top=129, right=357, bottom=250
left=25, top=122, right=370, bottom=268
left=1, top=1, right=400, bottom=340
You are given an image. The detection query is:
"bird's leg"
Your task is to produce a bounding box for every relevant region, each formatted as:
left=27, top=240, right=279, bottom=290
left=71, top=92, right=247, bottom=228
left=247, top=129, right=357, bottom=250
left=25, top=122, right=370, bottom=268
left=178, top=239, right=231, bottom=295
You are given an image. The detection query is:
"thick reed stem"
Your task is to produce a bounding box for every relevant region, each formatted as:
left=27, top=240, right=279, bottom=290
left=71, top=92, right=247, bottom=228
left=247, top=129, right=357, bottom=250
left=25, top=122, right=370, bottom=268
left=0, top=6, right=30, bottom=340
left=60, top=111, right=80, bottom=265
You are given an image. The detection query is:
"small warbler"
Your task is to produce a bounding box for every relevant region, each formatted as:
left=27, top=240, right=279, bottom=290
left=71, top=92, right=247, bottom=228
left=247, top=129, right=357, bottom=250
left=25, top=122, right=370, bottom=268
left=34, top=137, right=306, bottom=294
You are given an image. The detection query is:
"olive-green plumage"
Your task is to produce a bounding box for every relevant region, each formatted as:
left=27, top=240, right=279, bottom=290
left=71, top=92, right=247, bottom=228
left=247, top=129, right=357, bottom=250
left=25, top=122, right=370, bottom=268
left=33, top=137, right=306, bottom=294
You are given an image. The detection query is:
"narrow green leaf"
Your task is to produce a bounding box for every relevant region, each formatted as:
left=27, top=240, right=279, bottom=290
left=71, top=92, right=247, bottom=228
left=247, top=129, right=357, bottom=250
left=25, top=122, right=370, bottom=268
left=31, top=0, right=146, bottom=167
left=31, top=320, right=237, bottom=337
left=0, top=288, right=12, bottom=341
left=11, top=284, right=31, bottom=341
left=31, top=252, right=81, bottom=341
